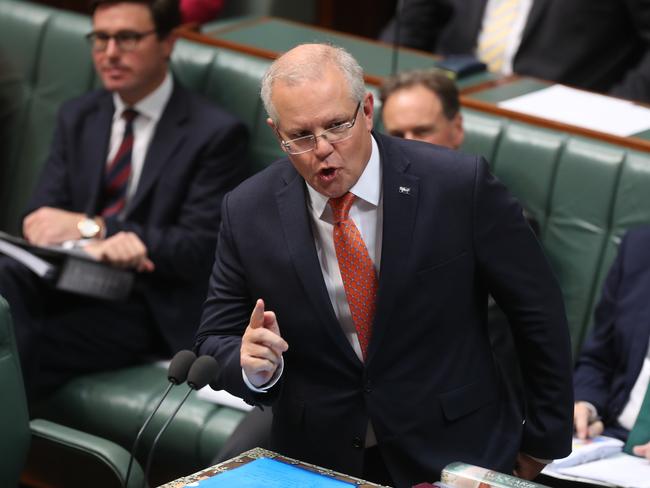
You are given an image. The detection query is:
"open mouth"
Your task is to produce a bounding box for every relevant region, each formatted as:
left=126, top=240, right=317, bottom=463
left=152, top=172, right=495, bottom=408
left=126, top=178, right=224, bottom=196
left=318, top=167, right=338, bottom=183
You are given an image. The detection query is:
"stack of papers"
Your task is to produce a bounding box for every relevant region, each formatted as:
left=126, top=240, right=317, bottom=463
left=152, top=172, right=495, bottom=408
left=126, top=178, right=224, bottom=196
left=498, top=85, right=650, bottom=137
left=543, top=436, right=650, bottom=488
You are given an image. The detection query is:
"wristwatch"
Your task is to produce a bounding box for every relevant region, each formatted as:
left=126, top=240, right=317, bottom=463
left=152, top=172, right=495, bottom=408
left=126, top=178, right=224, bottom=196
left=77, top=216, right=101, bottom=239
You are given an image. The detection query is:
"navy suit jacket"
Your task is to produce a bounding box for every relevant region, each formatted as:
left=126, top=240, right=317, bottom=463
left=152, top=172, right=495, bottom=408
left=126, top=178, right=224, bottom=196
left=380, top=0, right=650, bottom=103
left=574, top=226, right=650, bottom=441
left=27, top=80, right=249, bottom=351
left=196, top=133, right=573, bottom=486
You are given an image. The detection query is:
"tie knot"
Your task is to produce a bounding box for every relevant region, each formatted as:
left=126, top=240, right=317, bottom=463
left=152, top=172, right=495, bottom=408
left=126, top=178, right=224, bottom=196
left=329, top=192, right=356, bottom=223
left=122, top=108, right=138, bottom=123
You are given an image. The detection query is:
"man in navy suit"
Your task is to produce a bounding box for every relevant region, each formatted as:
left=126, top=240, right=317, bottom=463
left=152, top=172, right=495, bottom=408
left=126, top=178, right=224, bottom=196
left=195, top=43, right=573, bottom=486
left=380, top=0, right=650, bottom=103
left=0, top=0, right=247, bottom=401
left=574, top=227, right=650, bottom=460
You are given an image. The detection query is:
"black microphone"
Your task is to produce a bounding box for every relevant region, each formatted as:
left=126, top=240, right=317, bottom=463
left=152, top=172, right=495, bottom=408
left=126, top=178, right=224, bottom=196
left=142, top=355, right=219, bottom=488
left=123, top=350, right=196, bottom=487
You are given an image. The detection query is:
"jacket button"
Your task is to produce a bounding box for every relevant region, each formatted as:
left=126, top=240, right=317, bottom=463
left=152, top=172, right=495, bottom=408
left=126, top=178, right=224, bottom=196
left=364, top=380, right=372, bottom=394
left=352, top=437, right=363, bottom=449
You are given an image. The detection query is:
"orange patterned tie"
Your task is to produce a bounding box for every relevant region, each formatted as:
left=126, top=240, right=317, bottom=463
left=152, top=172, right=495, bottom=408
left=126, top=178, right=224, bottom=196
left=329, top=192, right=378, bottom=360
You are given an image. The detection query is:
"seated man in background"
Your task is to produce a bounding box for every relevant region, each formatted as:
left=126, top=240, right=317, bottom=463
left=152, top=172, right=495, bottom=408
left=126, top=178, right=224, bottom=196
left=0, top=0, right=248, bottom=402
left=379, top=68, right=464, bottom=149
left=573, top=226, right=650, bottom=461
left=380, top=0, right=650, bottom=103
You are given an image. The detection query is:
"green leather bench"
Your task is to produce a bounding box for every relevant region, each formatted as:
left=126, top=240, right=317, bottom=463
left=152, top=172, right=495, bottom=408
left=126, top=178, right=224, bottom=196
left=460, top=112, right=650, bottom=353
left=2, top=0, right=650, bottom=485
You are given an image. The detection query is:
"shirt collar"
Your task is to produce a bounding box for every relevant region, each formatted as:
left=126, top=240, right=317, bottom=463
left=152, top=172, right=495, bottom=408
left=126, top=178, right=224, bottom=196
left=307, top=134, right=381, bottom=219
left=112, top=71, right=173, bottom=123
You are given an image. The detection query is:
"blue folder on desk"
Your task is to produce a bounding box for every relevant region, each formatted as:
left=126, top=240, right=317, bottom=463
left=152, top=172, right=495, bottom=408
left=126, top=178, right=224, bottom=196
left=196, top=457, right=355, bottom=487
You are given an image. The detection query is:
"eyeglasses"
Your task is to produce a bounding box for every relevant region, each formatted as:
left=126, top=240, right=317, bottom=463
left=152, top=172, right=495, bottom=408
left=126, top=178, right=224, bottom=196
left=279, top=102, right=362, bottom=155
left=85, top=30, right=156, bottom=52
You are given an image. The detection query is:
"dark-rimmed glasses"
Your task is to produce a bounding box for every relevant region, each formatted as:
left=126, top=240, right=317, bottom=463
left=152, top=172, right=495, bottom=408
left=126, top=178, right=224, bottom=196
left=279, top=102, right=362, bottom=155
left=85, top=30, right=156, bottom=52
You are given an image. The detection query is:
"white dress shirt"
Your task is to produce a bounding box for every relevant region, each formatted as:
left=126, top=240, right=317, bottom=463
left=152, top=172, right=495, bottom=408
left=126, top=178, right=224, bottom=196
left=243, top=135, right=382, bottom=384
left=306, top=135, right=383, bottom=361
left=618, top=339, right=650, bottom=430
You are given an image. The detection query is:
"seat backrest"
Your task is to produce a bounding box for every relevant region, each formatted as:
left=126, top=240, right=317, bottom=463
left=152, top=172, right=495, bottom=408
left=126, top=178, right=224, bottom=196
left=0, top=1, right=95, bottom=234
left=0, top=296, right=31, bottom=487
left=462, top=110, right=650, bottom=356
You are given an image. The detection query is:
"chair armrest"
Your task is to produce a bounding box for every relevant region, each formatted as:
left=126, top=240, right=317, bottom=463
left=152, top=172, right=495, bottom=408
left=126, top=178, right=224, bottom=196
left=23, top=418, right=144, bottom=488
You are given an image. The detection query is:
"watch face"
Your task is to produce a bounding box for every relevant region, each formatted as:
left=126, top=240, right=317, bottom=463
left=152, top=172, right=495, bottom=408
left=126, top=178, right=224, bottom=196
left=78, top=218, right=100, bottom=238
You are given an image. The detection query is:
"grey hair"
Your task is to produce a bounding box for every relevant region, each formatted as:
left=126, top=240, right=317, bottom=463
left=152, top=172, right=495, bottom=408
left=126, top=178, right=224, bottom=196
left=260, top=43, right=366, bottom=124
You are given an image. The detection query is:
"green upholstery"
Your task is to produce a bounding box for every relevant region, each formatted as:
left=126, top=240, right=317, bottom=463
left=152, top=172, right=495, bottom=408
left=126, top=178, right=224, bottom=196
left=0, top=295, right=30, bottom=487
left=2, top=0, right=650, bottom=484
left=0, top=1, right=95, bottom=234
left=461, top=113, right=650, bottom=354
left=0, top=296, right=145, bottom=488
left=41, top=364, right=246, bottom=485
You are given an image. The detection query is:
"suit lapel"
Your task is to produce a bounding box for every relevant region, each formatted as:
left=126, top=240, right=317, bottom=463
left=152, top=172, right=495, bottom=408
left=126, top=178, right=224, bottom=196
left=125, top=82, right=188, bottom=215
left=367, top=134, right=420, bottom=364
left=276, top=169, right=362, bottom=365
left=83, top=93, right=114, bottom=216
left=469, top=0, right=489, bottom=40
left=519, top=0, right=550, bottom=50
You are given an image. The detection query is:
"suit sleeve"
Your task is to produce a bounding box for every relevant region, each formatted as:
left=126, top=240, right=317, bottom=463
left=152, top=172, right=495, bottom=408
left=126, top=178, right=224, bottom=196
left=103, top=119, right=249, bottom=282
left=609, top=0, right=650, bottom=102
left=378, top=0, right=449, bottom=51
left=472, top=157, right=574, bottom=459
left=194, top=192, right=278, bottom=406
left=573, top=235, right=627, bottom=414
left=25, top=105, right=76, bottom=216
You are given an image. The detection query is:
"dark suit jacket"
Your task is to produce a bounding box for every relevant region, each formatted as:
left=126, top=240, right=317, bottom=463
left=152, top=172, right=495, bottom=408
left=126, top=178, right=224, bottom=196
left=196, top=133, right=573, bottom=486
left=574, top=226, right=650, bottom=441
left=27, top=80, right=249, bottom=352
left=381, top=0, right=650, bottom=103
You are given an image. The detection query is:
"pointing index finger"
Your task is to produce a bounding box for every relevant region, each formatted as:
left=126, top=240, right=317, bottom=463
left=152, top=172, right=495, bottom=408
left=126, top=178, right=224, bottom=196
left=249, top=299, right=265, bottom=329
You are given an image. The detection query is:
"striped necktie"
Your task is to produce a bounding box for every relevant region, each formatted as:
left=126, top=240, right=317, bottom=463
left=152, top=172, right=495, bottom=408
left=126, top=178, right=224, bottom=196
left=329, top=192, right=378, bottom=361
left=624, top=343, right=650, bottom=454
left=477, top=0, right=521, bottom=73
left=101, top=108, right=138, bottom=218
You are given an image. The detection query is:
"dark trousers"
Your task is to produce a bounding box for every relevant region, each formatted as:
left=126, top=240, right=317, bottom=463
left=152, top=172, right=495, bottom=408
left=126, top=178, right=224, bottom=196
left=0, top=256, right=166, bottom=404
left=362, top=445, right=393, bottom=486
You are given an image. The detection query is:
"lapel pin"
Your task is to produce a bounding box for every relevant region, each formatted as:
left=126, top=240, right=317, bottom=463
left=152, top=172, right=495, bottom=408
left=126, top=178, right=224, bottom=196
left=399, top=186, right=411, bottom=195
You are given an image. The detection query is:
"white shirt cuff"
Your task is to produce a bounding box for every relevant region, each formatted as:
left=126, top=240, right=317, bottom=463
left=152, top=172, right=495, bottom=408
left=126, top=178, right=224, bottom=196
left=242, top=356, right=284, bottom=393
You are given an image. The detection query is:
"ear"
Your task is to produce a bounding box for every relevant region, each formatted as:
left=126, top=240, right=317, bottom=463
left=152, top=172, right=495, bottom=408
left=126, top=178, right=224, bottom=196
left=267, top=118, right=288, bottom=152
left=162, top=32, right=176, bottom=60
left=362, top=92, right=374, bottom=132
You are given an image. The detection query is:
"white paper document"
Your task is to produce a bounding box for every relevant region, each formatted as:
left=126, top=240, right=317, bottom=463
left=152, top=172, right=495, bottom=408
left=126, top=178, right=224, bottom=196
left=196, top=386, right=254, bottom=411
left=555, top=452, right=650, bottom=488
left=498, top=85, right=650, bottom=137
left=547, top=435, right=624, bottom=469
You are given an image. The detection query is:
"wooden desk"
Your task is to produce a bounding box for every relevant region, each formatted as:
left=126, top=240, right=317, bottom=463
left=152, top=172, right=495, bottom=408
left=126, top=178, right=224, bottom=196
left=178, top=16, right=497, bottom=89
left=178, top=17, right=650, bottom=153
left=461, top=76, right=650, bottom=153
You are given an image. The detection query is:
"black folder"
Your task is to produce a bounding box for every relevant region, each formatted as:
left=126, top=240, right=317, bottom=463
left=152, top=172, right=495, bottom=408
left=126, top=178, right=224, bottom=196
left=0, top=231, right=134, bottom=301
